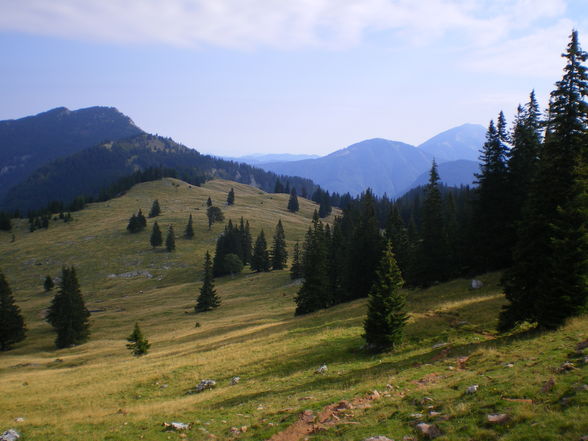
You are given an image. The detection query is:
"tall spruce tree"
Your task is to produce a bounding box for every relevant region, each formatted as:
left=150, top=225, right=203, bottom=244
left=148, top=199, right=161, bottom=218
left=165, top=225, right=176, bottom=252
left=290, top=241, right=303, bottom=279
left=500, top=30, right=588, bottom=330
left=126, top=322, right=150, bottom=356
left=185, top=214, right=194, bottom=239
left=0, top=271, right=26, bottom=351
left=227, top=188, right=235, bottom=205
left=136, top=209, right=147, bottom=230
left=251, top=230, right=271, bottom=272
left=239, top=218, right=253, bottom=264
left=44, top=275, right=55, bottom=291
left=150, top=222, right=163, bottom=248
left=271, top=220, right=288, bottom=270
left=287, top=188, right=300, bottom=213
left=46, top=266, right=90, bottom=348
left=196, top=251, right=221, bottom=312
left=363, top=241, right=407, bottom=352
left=417, top=161, right=450, bottom=286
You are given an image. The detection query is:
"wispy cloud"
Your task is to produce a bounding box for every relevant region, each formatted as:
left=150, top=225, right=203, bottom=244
left=0, top=0, right=572, bottom=50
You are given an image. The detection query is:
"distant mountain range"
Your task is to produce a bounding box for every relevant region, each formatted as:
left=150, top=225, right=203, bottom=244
left=222, top=153, right=321, bottom=164
left=258, top=124, right=485, bottom=196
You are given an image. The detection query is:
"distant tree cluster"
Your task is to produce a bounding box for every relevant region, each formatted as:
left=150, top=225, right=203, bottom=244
left=127, top=209, right=147, bottom=233
left=212, top=218, right=252, bottom=276
left=0, top=271, right=26, bottom=351
left=0, top=212, right=12, bottom=231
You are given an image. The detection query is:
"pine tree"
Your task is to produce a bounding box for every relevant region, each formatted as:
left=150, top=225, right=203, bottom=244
left=500, top=30, right=588, bottom=330
left=126, top=322, right=150, bottom=356
left=206, top=196, right=212, bottom=207
left=196, top=251, right=221, bottom=312
left=270, top=220, right=288, bottom=270
left=44, top=275, right=54, bottom=291
left=185, top=214, right=194, bottom=239
left=126, top=214, right=139, bottom=233
left=150, top=222, right=163, bottom=248
left=363, top=241, right=407, bottom=352
left=287, top=188, right=299, bottom=213
left=165, top=225, right=176, bottom=252
left=290, top=241, right=303, bottom=279
left=385, top=205, right=410, bottom=278
left=227, top=188, right=235, bottom=205
left=274, top=179, right=284, bottom=193
left=417, top=161, right=450, bottom=286
left=239, top=218, right=253, bottom=265
left=46, top=266, right=90, bottom=348
left=207, top=206, right=224, bottom=230
left=148, top=199, right=161, bottom=218
left=136, top=209, right=147, bottom=230
left=251, top=230, right=271, bottom=272
left=0, top=271, right=26, bottom=351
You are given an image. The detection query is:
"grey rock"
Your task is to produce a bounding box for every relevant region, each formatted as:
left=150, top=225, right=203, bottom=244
left=230, top=376, right=240, bottom=385
left=466, top=384, right=479, bottom=394
left=163, top=422, right=191, bottom=431
left=471, top=279, right=483, bottom=289
left=195, top=379, right=216, bottom=392
left=362, top=437, right=395, bottom=441
left=487, top=413, right=509, bottom=424
left=0, top=430, right=20, bottom=441
left=315, top=364, right=328, bottom=374
left=416, top=422, right=442, bottom=439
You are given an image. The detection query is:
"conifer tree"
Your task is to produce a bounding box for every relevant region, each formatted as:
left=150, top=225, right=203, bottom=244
left=227, top=188, right=235, bottom=205
left=150, top=222, right=163, bottom=248
left=500, top=30, right=588, bottom=330
left=363, top=241, right=407, bottom=352
left=206, top=196, right=213, bottom=207
left=290, top=241, right=303, bottom=279
left=46, top=266, right=90, bottom=348
left=417, top=161, right=450, bottom=286
left=126, top=322, right=150, bottom=356
left=207, top=206, right=224, bottom=230
left=239, top=218, right=252, bottom=264
left=287, top=188, right=299, bottom=213
left=196, top=251, right=221, bottom=312
left=274, top=179, right=284, bottom=193
left=385, top=206, right=410, bottom=278
left=44, top=275, right=54, bottom=291
left=271, top=220, right=288, bottom=270
left=0, top=271, right=26, bottom=351
left=136, top=209, right=147, bottom=230
left=127, top=213, right=139, bottom=233
left=251, top=230, right=271, bottom=272
left=165, top=225, right=176, bottom=252
left=148, top=199, right=161, bottom=218
left=185, top=214, right=194, bottom=239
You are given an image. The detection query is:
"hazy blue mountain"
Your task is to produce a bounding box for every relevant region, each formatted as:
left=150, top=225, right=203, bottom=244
left=418, top=123, right=486, bottom=162
left=223, top=153, right=321, bottom=164
left=405, top=159, right=479, bottom=192
left=0, top=106, right=143, bottom=200
left=260, top=138, right=434, bottom=196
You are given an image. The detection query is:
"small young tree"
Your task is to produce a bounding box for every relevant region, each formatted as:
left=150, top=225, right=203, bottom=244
left=206, top=196, right=213, bottom=207
left=290, top=241, right=303, bottom=279
left=150, top=222, right=163, bottom=248
left=287, top=188, right=299, bottom=213
left=165, top=225, right=176, bottom=252
left=44, top=275, right=54, bottom=291
left=185, top=214, right=194, bottom=239
left=363, top=241, right=407, bottom=352
left=251, top=230, right=270, bottom=272
left=136, top=209, right=147, bottom=229
left=196, top=251, right=221, bottom=312
left=126, top=322, right=150, bottom=356
left=0, top=271, right=26, bottom=351
left=224, top=253, right=244, bottom=275
left=148, top=199, right=161, bottom=218
left=271, top=220, right=288, bottom=270
left=127, top=214, right=139, bottom=233
left=46, top=266, right=90, bottom=348
left=227, top=188, right=235, bottom=205
left=207, top=206, right=225, bottom=230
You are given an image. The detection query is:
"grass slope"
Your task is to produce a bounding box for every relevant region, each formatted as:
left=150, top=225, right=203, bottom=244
left=0, top=178, right=586, bottom=441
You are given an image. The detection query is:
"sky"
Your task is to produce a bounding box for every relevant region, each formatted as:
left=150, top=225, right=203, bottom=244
left=0, top=0, right=587, bottom=156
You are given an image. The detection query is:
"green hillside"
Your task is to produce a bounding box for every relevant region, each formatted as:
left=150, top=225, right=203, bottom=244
left=0, top=179, right=586, bottom=441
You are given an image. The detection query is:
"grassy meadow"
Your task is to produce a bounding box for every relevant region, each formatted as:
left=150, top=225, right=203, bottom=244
left=0, top=178, right=587, bottom=441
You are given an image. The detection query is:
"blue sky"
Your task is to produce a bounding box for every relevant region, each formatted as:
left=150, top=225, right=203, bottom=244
left=1, top=0, right=587, bottom=156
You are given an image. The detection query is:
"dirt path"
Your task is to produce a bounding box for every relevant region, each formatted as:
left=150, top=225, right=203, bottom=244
left=267, top=391, right=382, bottom=441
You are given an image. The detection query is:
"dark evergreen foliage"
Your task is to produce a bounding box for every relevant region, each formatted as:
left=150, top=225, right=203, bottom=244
left=0, top=211, right=11, bottom=231
left=206, top=196, right=213, bottom=207
left=251, top=230, right=271, bottom=272
left=126, top=322, right=150, bottom=356
left=127, top=209, right=147, bottom=233
left=290, top=241, right=303, bottom=279
left=148, top=199, right=161, bottom=218
left=44, top=275, right=54, bottom=291
left=240, top=218, right=253, bottom=265
left=207, top=206, right=225, bottom=229
left=227, top=188, right=235, bottom=205
left=213, top=220, right=243, bottom=276
left=0, top=271, right=26, bottom=351
left=185, top=214, right=194, bottom=239
left=150, top=222, right=163, bottom=248
left=196, top=251, right=221, bottom=312
left=271, top=220, right=288, bottom=270
left=287, top=188, right=299, bottom=212
left=165, top=225, right=176, bottom=252
left=363, top=241, right=407, bottom=352
left=46, top=266, right=90, bottom=348
left=223, top=253, right=244, bottom=275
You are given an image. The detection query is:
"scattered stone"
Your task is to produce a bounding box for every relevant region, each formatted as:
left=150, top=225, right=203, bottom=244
left=429, top=411, right=442, bottom=417
left=416, top=422, right=442, bottom=439
left=0, top=430, right=20, bottom=441
left=576, top=339, right=588, bottom=351
left=362, top=437, right=395, bottom=441
left=560, top=396, right=573, bottom=406
left=584, top=356, right=588, bottom=364
left=487, top=414, right=510, bottom=424
left=163, top=422, right=192, bottom=431
left=369, top=390, right=381, bottom=400
left=107, top=270, right=153, bottom=279
left=409, top=413, right=424, bottom=419
left=160, top=384, right=168, bottom=389
left=557, top=361, right=576, bottom=373
left=315, top=364, right=328, bottom=374
left=471, top=279, right=483, bottom=289
left=402, top=436, right=417, bottom=441
left=579, top=436, right=588, bottom=441
left=456, top=356, right=469, bottom=369
left=432, top=342, right=448, bottom=349
left=194, top=379, right=216, bottom=393
left=257, top=404, right=264, bottom=410
left=576, top=384, right=588, bottom=392
left=541, top=378, right=555, bottom=393
left=230, top=376, right=240, bottom=385
left=466, top=385, right=479, bottom=394
left=504, top=363, right=514, bottom=368
left=13, top=418, right=24, bottom=423
left=422, top=397, right=434, bottom=404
